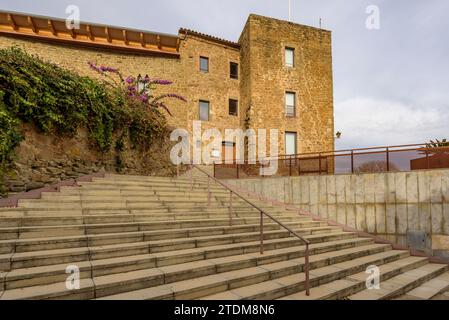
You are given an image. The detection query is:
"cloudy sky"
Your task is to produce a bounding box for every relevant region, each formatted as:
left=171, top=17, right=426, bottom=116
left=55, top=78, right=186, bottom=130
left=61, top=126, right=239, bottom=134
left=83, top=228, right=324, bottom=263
left=1, top=0, right=448, bottom=149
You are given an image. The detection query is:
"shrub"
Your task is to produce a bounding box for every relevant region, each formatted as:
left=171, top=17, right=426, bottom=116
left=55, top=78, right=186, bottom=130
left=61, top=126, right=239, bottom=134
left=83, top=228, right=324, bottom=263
left=0, top=47, right=186, bottom=189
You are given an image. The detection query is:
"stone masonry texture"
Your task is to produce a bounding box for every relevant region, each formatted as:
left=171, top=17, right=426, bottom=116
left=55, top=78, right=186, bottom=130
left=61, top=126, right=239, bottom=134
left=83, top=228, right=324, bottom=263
left=0, top=14, right=334, bottom=194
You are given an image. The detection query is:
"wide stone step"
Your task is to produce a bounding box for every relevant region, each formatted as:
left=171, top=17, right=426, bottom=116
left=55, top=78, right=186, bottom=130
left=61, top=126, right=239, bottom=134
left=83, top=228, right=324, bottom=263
left=40, top=192, right=234, bottom=202
left=279, top=255, right=431, bottom=300
left=56, top=187, right=229, bottom=196
left=1, top=238, right=376, bottom=292
left=0, top=223, right=333, bottom=253
left=0, top=239, right=381, bottom=299
left=62, top=185, right=227, bottom=194
left=98, top=244, right=398, bottom=301
left=348, top=263, right=449, bottom=300
left=0, top=213, right=308, bottom=235
left=201, top=249, right=412, bottom=300
left=80, top=180, right=224, bottom=189
left=0, top=231, right=356, bottom=270
left=0, top=216, right=319, bottom=241
left=395, top=271, right=449, bottom=300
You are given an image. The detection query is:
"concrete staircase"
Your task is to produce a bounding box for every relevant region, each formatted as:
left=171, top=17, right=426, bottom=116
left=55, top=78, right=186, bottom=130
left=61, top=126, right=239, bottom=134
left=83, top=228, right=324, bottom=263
left=0, top=174, right=447, bottom=300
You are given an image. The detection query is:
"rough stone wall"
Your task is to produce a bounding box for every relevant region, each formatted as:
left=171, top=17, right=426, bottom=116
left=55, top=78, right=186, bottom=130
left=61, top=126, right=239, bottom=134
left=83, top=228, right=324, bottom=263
left=0, top=14, right=334, bottom=157
left=239, top=14, right=334, bottom=154
left=226, top=170, right=449, bottom=259
left=0, top=35, right=189, bottom=130
left=0, top=34, right=241, bottom=136
left=180, top=35, right=241, bottom=136
left=0, top=15, right=335, bottom=193
left=2, top=124, right=176, bottom=195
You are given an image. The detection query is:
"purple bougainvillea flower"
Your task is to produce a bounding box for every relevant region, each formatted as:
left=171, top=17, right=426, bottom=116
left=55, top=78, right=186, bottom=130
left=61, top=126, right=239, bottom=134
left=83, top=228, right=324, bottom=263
left=88, top=62, right=118, bottom=74
left=157, top=103, right=173, bottom=116
left=99, top=65, right=118, bottom=73
left=163, top=93, right=187, bottom=102
left=139, top=94, right=149, bottom=103
left=150, top=79, right=173, bottom=85
left=88, top=61, right=102, bottom=73
left=125, top=76, right=135, bottom=84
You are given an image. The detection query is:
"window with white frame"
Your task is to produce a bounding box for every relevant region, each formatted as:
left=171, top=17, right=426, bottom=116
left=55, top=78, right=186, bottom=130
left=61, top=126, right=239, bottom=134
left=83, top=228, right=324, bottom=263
left=285, top=92, right=296, bottom=117
left=199, top=100, right=210, bottom=121
left=285, top=47, right=295, bottom=67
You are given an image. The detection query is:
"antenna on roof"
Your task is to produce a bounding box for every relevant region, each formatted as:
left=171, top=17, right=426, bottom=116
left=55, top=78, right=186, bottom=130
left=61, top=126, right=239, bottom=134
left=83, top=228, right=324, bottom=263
left=288, top=0, right=292, bottom=21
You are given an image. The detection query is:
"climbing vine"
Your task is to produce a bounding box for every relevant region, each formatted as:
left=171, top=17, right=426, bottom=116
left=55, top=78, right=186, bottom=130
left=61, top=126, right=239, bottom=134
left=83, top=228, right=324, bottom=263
left=0, top=46, right=186, bottom=181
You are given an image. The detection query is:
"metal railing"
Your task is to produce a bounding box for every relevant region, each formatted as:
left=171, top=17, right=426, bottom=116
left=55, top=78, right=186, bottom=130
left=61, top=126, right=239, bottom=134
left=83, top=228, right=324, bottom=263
left=214, top=143, right=449, bottom=179
left=179, top=163, right=311, bottom=296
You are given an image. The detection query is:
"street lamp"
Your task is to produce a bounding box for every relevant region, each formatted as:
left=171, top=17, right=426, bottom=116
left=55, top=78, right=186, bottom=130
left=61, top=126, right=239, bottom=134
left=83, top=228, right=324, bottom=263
left=136, top=74, right=144, bottom=94
left=136, top=74, right=151, bottom=95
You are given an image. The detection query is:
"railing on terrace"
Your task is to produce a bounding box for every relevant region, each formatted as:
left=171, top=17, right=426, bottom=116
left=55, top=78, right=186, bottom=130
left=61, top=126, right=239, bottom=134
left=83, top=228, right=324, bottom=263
left=213, top=143, right=449, bottom=179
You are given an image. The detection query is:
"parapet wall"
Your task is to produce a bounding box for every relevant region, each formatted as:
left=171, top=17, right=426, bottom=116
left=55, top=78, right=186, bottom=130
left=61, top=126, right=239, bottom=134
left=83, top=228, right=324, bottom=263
left=225, top=169, right=449, bottom=259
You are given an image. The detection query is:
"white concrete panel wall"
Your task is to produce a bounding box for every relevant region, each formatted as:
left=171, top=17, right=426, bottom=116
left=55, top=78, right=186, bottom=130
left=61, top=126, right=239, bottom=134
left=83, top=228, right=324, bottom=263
left=226, top=169, right=449, bottom=251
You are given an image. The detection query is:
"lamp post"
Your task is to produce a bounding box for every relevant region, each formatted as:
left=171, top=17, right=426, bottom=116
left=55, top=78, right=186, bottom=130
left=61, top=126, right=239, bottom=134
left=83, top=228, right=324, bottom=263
left=136, top=74, right=144, bottom=94
left=137, top=74, right=151, bottom=95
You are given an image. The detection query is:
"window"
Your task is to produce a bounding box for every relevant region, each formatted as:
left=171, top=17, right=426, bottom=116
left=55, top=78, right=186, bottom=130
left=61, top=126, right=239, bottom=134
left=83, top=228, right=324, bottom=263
left=285, top=132, right=297, bottom=156
left=285, top=92, right=296, bottom=117
left=200, top=56, right=209, bottom=72
left=285, top=47, right=295, bottom=67
left=230, top=62, right=239, bottom=79
left=229, top=99, right=238, bottom=116
left=199, top=100, right=210, bottom=121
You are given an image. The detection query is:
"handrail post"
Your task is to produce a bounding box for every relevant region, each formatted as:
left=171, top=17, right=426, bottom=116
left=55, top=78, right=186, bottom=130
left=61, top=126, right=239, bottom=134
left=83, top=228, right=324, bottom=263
left=351, top=150, right=354, bottom=174
left=260, top=211, right=264, bottom=255
left=207, top=176, right=211, bottom=207
left=318, top=153, right=322, bottom=175
left=305, top=242, right=310, bottom=296
left=386, top=147, right=390, bottom=172
left=190, top=164, right=193, bottom=191
left=289, top=156, right=292, bottom=176
left=177, top=163, right=180, bottom=178
left=229, top=191, right=233, bottom=226
left=426, top=149, right=430, bottom=169
left=237, top=163, right=240, bottom=179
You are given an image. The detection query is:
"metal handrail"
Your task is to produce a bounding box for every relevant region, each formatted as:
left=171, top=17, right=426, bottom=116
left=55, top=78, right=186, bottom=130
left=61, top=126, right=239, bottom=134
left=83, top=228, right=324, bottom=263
left=186, top=163, right=311, bottom=296
left=231, top=142, right=430, bottom=164
left=214, top=143, right=449, bottom=179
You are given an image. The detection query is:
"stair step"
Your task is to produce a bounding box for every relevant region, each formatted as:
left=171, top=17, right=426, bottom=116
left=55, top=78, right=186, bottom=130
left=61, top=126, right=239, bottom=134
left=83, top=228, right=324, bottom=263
left=0, top=231, right=355, bottom=270
left=279, top=255, right=431, bottom=300
left=0, top=240, right=381, bottom=299
left=202, top=250, right=412, bottom=300
left=0, top=224, right=335, bottom=254
left=348, top=263, right=449, bottom=300
left=1, top=238, right=374, bottom=291
left=1, top=173, right=441, bottom=301
left=394, top=271, right=449, bottom=300
left=0, top=214, right=310, bottom=237
left=98, top=245, right=401, bottom=300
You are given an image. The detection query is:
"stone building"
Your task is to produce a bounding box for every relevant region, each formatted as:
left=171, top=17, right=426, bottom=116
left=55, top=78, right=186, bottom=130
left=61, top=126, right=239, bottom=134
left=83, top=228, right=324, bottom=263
left=0, top=11, right=334, bottom=161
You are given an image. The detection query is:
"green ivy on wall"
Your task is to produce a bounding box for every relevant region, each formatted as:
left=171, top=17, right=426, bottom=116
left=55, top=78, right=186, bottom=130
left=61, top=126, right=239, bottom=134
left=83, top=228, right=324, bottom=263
left=0, top=47, right=185, bottom=187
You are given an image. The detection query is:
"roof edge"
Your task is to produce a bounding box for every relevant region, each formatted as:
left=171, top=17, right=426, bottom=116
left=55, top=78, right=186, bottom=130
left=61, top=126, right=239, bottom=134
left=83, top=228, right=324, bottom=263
left=179, top=28, right=240, bottom=49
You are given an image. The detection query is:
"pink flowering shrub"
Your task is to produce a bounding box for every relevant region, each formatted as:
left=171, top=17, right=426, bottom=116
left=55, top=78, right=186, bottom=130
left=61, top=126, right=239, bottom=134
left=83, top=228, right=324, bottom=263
left=88, top=62, right=186, bottom=116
